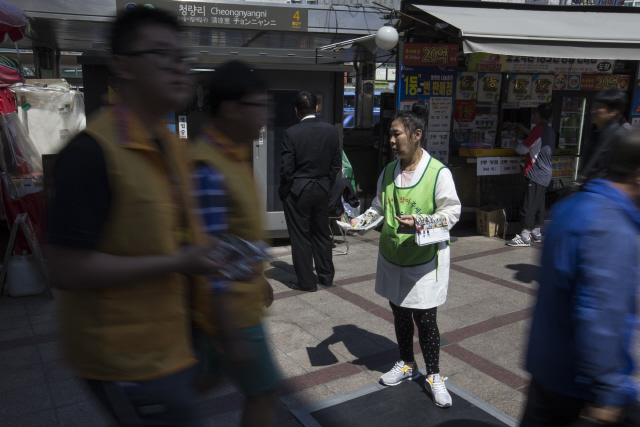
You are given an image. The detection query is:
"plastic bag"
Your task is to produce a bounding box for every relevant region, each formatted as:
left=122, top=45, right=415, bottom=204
left=12, top=84, right=86, bottom=155
left=0, top=112, right=42, bottom=180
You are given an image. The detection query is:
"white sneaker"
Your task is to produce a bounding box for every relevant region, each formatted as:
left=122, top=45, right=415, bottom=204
left=379, top=360, right=419, bottom=386
left=426, top=374, right=452, bottom=408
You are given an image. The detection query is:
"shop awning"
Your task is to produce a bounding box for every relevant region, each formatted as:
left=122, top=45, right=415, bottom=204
left=409, top=2, right=640, bottom=60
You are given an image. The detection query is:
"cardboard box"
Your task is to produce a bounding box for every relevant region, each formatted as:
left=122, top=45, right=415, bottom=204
left=476, top=205, right=505, bottom=237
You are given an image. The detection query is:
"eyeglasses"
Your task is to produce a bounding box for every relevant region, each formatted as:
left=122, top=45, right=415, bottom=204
left=120, top=49, right=195, bottom=71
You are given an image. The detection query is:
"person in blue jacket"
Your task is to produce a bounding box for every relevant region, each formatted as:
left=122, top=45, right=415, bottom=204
left=521, top=130, right=640, bottom=426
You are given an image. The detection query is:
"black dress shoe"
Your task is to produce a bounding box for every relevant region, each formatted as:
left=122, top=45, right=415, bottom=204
left=286, top=281, right=317, bottom=292
left=318, top=282, right=337, bottom=289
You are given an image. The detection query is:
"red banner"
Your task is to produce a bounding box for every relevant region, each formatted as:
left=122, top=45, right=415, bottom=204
left=402, top=44, right=459, bottom=67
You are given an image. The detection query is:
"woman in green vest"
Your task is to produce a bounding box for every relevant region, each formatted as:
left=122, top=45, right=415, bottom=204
left=352, top=101, right=461, bottom=407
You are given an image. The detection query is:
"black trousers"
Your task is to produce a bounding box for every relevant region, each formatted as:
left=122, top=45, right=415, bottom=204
left=390, top=302, right=440, bottom=375
left=521, top=178, right=547, bottom=231
left=283, top=182, right=334, bottom=290
left=521, top=379, right=640, bottom=427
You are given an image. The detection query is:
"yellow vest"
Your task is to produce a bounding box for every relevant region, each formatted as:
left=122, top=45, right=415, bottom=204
left=190, top=126, right=265, bottom=329
left=57, top=107, right=211, bottom=382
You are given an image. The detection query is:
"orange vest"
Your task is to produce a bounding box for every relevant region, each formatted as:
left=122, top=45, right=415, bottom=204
left=190, top=126, right=265, bottom=329
left=57, top=107, right=211, bottom=381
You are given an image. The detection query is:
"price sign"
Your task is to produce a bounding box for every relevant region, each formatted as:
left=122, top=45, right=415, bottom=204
left=427, top=132, right=449, bottom=152
left=499, top=157, right=522, bottom=175
left=477, top=157, right=500, bottom=176
left=428, top=111, right=452, bottom=132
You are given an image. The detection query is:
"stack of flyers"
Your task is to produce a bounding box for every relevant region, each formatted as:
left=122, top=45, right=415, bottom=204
left=415, top=214, right=450, bottom=246
left=337, top=211, right=384, bottom=232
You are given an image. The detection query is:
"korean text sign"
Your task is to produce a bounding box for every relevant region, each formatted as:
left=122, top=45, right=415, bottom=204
left=116, top=0, right=308, bottom=31
left=402, top=44, right=459, bottom=67
left=397, top=65, right=456, bottom=111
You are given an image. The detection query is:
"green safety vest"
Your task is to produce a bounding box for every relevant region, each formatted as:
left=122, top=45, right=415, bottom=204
left=379, top=156, right=446, bottom=267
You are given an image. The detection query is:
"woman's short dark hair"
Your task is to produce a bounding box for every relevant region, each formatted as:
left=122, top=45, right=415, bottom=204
left=609, top=129, right=640, bottom=182
left=391, top=101, right=428, bottom=144
left=209, top=61, right=267, bottom=115
left=294, top=91, right=317, bottom=117
left=111, top=6, right=181, bottom=55
left=594, top=88, right=628, bottom=114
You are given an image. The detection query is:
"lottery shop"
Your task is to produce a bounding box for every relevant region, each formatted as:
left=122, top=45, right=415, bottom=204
left=393, top=0, right=640, bottom=234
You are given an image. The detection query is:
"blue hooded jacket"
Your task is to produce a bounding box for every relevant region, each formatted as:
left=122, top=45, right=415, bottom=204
left=526, top=179, right=640, bottom=407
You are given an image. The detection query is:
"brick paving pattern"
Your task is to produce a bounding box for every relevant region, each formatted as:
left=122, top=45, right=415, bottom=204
left=1, top=228, right=638, bottom=425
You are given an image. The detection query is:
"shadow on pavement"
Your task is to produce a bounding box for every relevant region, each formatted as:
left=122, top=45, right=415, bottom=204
left=306, top=325, right=396, bottom=368
left=505, top=263, right=540, bottom=284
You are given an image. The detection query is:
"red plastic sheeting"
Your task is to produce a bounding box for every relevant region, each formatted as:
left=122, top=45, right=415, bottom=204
left=0, top=87, right=15, bottom=113
left=0, top=63, right=22, bottom=88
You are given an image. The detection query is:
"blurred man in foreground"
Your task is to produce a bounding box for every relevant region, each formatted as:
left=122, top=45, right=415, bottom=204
left=521, top=130, right=640, bottom=426
left=581, top=88, right=629, bottom=182
left=190, top=61, right=279, bottom=427
left=47, top=7, right=217, bottom=425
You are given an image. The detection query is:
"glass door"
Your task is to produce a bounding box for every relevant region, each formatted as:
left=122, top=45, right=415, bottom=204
left=558, top=96, right=587, bottom=150
left=253, top=90, right=299, bottom=237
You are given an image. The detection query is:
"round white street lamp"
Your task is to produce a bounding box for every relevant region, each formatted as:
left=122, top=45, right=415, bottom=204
left=375, top=25, right=398, bottom=51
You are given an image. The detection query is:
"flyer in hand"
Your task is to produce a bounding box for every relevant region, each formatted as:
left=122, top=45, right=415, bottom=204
left=337, top=211, right=384, bottom=231
left=415, top=214, right=450, bottom=246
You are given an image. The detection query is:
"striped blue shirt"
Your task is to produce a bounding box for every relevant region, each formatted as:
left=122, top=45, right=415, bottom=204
left=191, top=163, right=230, bottom=293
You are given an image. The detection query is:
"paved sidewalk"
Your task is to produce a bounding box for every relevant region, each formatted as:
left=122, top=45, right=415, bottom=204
left=0, top=224, right=637, bottom=426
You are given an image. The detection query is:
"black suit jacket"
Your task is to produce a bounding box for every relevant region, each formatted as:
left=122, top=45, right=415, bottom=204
left=279, top=118, right=342, bottom=201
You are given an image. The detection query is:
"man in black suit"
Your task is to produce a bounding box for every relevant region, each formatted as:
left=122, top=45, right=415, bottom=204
left=279, top=91, right=342, bottom=292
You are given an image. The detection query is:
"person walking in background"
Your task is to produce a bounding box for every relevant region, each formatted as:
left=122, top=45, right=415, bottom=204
left=521, top=130, right=640, bottom=427
left=46, top=7, right=218, bottom=426
left=190, top=61, right=279, bottom=427
left=581, top=88, right=629, bottom=182
left=505, top=103, right=556, bottom=247
left=279, top=91, right=342, bottom=292
left=352, top=101, right=461, bottom=408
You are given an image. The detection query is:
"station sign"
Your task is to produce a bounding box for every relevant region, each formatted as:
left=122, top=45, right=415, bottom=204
left=117, top=0, right=308, bottom=32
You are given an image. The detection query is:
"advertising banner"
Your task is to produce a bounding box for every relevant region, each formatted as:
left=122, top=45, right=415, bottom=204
left=454, top=100, right=476, bottom=131
left=531, top=74, right=553, bottom=103
left=567, top=74, right=581, bottom=90
left=553, top=73, right=567, bottom=90
left=580, top=75, right=630, bottom=91
left=551, top=156, right=576, bottom=179
left=456, top=72, right=478, bottom=101
left=507, top=74, right=532, bottom=103
left=397, top=65, right=455, bottom=111
left=116, top=0, right=308, bottom=31
left=402, top=44, right=459, bottom=67
left=468, top=53, right=614, bottom=74
left=477, top=73, right=502, bottom=103
left=632, top=69, right=640, bottom=116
